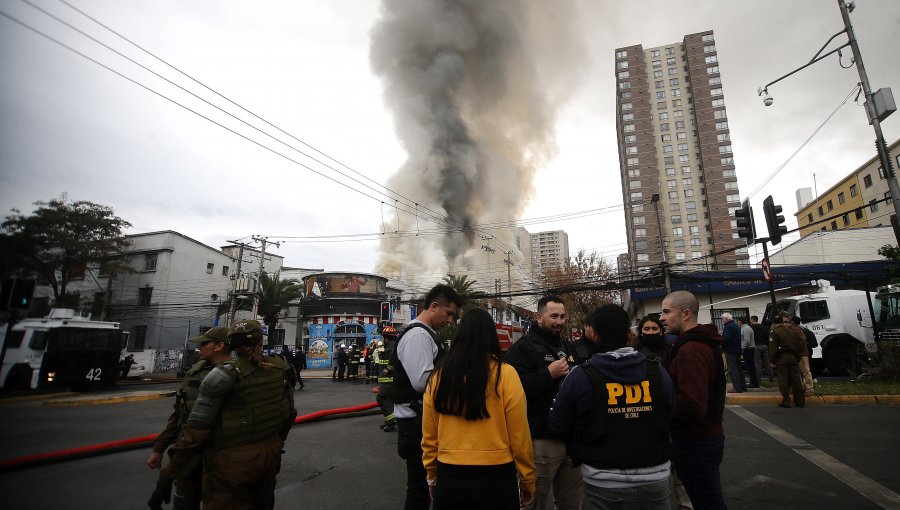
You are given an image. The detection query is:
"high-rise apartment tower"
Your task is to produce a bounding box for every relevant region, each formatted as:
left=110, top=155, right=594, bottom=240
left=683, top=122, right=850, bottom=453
left=615, top=30, right=749, bottom=275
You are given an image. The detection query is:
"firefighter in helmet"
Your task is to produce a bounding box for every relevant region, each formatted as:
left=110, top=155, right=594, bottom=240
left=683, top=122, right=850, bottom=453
left=374, top=326, right=399, bottom=432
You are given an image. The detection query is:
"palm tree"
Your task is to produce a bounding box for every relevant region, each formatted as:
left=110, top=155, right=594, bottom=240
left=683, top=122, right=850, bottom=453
left=256, top=271, right=304, bottom=343
left=442, top=274, right=486, bottom=303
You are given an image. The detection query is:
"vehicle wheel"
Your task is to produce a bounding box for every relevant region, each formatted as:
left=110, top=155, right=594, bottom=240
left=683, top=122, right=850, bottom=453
left=810, top=358, right=825, bottom=377
left=826, top=342, right=865, bottom=376
left=4, top=365, right=32, bottom=390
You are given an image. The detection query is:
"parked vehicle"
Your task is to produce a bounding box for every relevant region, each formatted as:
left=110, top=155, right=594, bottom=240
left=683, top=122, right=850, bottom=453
left=763, top=280, right=879, bottom=375
left=1, top=309, right=125, bottom=390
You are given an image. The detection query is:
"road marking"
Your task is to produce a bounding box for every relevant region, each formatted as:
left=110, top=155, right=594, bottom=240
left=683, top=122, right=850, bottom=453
left=729, top=406, right=900, bottom=509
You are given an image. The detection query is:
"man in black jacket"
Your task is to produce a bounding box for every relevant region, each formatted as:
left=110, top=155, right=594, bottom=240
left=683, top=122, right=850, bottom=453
left=504, top=295, right=581, bottom=510
left=750, top=316, right=774, bottom=382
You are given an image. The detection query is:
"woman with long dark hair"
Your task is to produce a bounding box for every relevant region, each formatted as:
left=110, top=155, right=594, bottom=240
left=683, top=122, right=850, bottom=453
left=421, top=308, right=535, bottom=509
left=634, top=313, right=671, bottom=362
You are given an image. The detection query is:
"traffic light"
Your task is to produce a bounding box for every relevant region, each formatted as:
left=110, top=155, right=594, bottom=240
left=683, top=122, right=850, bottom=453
left=734, top=199, right=756, bottom=246
left=0, top=278, right=35, bottom=311
left=380, top=301, right=391, bottom=322
left=763, top=195, right=788, bottom=245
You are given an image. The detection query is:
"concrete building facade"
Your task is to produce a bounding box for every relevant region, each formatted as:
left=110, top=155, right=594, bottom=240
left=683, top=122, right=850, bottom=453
left=530, top=229, right=570, bottom=277
left=796, top=139, right=900, bottom=237
left=615, top=30, right=748, bottom=276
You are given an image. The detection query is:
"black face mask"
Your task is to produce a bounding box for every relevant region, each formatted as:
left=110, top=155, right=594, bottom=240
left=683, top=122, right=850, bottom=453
left=641, top=333, right=667, bottom=351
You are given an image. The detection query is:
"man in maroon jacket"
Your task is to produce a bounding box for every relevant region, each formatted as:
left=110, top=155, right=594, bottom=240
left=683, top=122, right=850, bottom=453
left=660, top=291, right=727, bottom=510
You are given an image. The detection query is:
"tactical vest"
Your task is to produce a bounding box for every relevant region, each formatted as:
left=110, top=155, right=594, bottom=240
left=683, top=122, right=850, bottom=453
left=572, top=361, right=671, bottom=469
left=388, top=323, right=445, bottom=404
left=176, top=360, right=214, bottom=426
left=212, top=356, right=294, bottom=449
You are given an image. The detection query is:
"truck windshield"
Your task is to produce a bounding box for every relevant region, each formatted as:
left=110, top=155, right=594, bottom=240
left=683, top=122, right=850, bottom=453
left=763, top=300, right=795, bottom=324
left=46, top=328, right=121, bottom=352
left=877, top=292, right=900, bottom=330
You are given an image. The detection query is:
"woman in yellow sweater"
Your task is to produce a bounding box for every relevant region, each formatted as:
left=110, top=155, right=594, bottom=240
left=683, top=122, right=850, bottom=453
left=422, top=308, right=535, bottom=509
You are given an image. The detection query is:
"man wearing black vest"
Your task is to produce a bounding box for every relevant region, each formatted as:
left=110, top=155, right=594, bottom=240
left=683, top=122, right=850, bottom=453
left=660, top=291, right=727, bottom=509
left=390, top=284, right=462, bottom=510
left=504, top=295, right=581, bottom=510
left=549, top=303, right=674, bottom=508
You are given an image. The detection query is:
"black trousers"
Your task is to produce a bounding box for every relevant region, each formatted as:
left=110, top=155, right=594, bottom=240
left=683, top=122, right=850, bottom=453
left=433, top=462, right=519, bottom=510
left=397, top=417, right=430, bottom=510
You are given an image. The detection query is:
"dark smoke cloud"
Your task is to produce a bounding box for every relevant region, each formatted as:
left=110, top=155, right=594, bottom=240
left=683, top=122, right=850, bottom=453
left=370, top=0, right=584, bottom=288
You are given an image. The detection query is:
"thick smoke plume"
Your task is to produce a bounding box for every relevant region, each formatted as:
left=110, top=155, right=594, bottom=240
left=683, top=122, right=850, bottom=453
left=371, top=0, right=582, bottom=291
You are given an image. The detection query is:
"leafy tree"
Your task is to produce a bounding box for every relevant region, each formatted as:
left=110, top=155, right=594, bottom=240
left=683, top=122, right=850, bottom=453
left=539, top=249, right=621, bottom=337
left=1, top=199, right=131, bottom=307
left=256, top=271, right=304, bottom=342
left=877, top=244, right=900, bottom=283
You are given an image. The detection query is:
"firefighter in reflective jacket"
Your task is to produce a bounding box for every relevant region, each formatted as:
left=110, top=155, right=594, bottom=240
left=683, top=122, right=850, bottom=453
left=162, top=320, right=298, bottom=510
left=374, top=327, right=399, bottom=432
left=147, top=326, right=232, bottom=510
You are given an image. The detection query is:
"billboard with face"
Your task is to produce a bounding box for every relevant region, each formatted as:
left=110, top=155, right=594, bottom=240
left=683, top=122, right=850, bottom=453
left=303, top=273, right=388, bottom=297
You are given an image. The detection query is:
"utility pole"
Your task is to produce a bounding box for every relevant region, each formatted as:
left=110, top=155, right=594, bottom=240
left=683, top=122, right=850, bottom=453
left=101, top=270, right=115, bottom=322
left=650, top=194, right=672, bottom=293
left=503, top=251, right=513, bottom=323
left=226, top=241, right=246, bottom=327
left=481, top=237, right=496, bottom=294
left=836, top=0, right=899, bottom=241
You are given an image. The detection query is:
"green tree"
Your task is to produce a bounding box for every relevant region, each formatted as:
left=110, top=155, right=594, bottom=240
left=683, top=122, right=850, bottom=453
left=1, top=199, right=131, bottom=307
left=877, top=244, right=900, bottom=283
left=540, top=249, right=620, bottom=338
left=256, top=271, right=304, bottom=343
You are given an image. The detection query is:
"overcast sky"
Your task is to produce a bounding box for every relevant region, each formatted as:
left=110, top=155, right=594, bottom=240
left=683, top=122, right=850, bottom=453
left=1, top=0, right=899, bottom=293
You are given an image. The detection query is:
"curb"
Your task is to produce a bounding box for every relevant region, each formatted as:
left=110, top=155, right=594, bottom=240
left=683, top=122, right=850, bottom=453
left=0, top=392, right=78, bottom=405
left=43, top=390, right=175, bottom=407
left=727, top=394, right=900, bottom=405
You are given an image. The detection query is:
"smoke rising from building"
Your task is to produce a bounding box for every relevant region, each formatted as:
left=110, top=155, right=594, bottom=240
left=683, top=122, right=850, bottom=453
left=370, top=0, right=583, bottom=291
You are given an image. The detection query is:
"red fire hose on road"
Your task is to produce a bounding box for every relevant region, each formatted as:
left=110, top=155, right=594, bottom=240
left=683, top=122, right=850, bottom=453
left=0, top=401, right=379, bottom=472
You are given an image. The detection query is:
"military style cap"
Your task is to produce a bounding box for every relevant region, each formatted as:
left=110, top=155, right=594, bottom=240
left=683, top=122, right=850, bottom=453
left=229, top=319, right=264, bottom=345
left=190, top=326, right=230, bottom=344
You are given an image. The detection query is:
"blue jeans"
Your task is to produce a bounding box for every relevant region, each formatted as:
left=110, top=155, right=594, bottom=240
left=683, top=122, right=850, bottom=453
left=724, top=353, right=745, bottom=391
left=671, top=435, right=726, bottom=510
left=582, top=479, right=670, bottom=510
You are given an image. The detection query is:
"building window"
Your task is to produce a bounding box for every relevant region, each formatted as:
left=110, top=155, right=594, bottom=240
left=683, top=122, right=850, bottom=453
left=635, top=240, right=648, bottom=250
left=664, top=156, right=675, bottom=165
left=707, top=65, right=719, bottom=74
left=624, top=124, right=635, bottom=132
left=665, top=167, right=676, bottom=176
left=663, top=145, right=673, bottom=153
left=145, top=254, right=157, bottom=271
left=726, top=194, right=740, bottom=203
left=626, top=146, right=638, bottom=154
left=206, top=263, right=214, bottom=274
left=621, top=102, right=633, bottom=111
left=709, top=76, right=721, bottom=85
left=673, top=239, right=685, bottom=248
left=672, top=215, right=682, bottom=224
left=672, top=99, right=682, bottom=108
left=618, top=71, right=630, bottom=79
left=826, top=200, right=833, bottom=211
left=689, top=226, right=701, bottom=236
left=879, top=167, right=885, bottom=178
left=724, top=181, right=739, bottom=190
left=702, top=34, right=715, bottom=42
left=817, top=205, right=824, bottom=216
left=710, top=88, right=723, bottom=96
left=633, top=216, right=646, bottom=225
left=651, top=49, right=660, bottom=58
left=855, top=209, right=864, bottom=219
left=619, top=81, right=631, bottom=90
left=626, top=157, right=639, bottom=166
left=869, top=199, right=879, bottom=212
left=720, top=157, right=735, bottom=166
left=635, top=228, right=646, bottom=237
left=138, top=287, right=153, bottom=307
left=668, top=191, right=679, bottom=199
left=622, top=112, right=634, bottom=121
left=659, top=112, right=669, bottom=121
left=670, top=203, right=681, bottom=212
left=131, top=325, right=148, bottom=351
left=843, top=214, right=850, bottom=226
left=685, top=201, right=696, bottom=210
left=673, top=227, right=684, bottom=236
left=628, top=168, right=640, bottom=177
left=671, top=88, right=681, bottom=97
left=652, top=59, right=661, bottom=68
left=679, top=155, right=690, bottom=163
left=621, top=91, right=632, bottom=99
left=838, top=192, right=845, bottom=204
left=850, top=184, right=858, bottom=197
left=705, top=55, right=718, bottom=64
left=222, top=265, right=229, bottom=276
left=669, top=78, right=680, bottom=86
left=656, top=91, right=666, bottom=99
left=682, top=177, right=693, bottom=186
left=675, top=120, right=685, bottom=129
left=681, top=166, right=691, bottom=175
left=637, top=254, right=650, bottom=262
left=807, top=213, right=813, bottom=223
left=668, top=67, right=678, bottom=76
left=717, top=133, right=730, bottom=142
left=661, top=134, right=672, bottom=142
left=624, top=134, right=636, bottom=143
left=711, top=99, right=725, bottom=107
left=684, top=189, right=695, bottom=197
left=723, top=169, right=736, bottom=177
left=831, top=221, right=838, bottom=229
left=654, top=70, right=664, bottom=78
left=687, top=213, right=698, bottom=222
left=657, top=101, right=667, bottom=109
left=630, top=192, right=643, bottom=201
left=714, top=110, right=727, bottom=119
left=674, top=110, right=684, bottom=118
left=676, top=132, right=687, bottom=140
left=617, top=60, right=629, bottom=69
left=678, top=143, right=688, bottom=152
left=629, top=180, right=641, bottom=189
left=632, top=203, right=644, bottom=213
left=656, top=80, right=664, bottom=89
left=660, top=123, right=670, bottom=132
left=718, top=145, right=733, bottom=154
left=864, top=174, right=873, bottom=188
left=704, top=44, right=716, bottom=53
left=616, top=50, right=627, bottom=59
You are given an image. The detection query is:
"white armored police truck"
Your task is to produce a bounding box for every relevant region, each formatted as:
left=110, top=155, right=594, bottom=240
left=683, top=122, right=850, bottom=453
left=0, top=308, right=125, bottom=390
left=763, top=280, right=879, bottom=375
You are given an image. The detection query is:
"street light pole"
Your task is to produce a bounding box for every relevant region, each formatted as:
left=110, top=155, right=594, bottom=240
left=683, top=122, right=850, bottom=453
left=650, top=194, right=672, bottom=293
left=836, top=0, right=900, bottom=236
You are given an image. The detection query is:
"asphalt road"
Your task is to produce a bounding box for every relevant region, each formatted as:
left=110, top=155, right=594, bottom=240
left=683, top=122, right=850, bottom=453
left=0, top=379, right=898, bottom=510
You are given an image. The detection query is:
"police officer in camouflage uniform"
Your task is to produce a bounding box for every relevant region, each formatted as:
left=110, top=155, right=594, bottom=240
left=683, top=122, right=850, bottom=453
left=162, top=320, right=298, bottom=510
left=769, top=312, right=806, bottom=408
left=147, top=326, right=232, bottom=509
